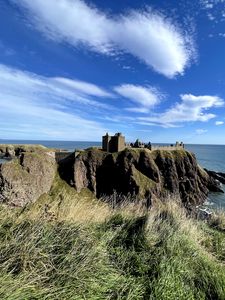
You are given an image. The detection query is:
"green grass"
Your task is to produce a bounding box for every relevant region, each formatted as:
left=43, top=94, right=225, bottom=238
left=132, top=166, right=157, bottom=197
left=0, top=181, right=225, bottom=299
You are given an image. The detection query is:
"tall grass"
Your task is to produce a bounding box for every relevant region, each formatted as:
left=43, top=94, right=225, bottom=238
left=0, top=178, right=225, bottom=299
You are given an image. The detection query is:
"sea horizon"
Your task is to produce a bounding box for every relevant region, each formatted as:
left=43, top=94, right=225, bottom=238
left=1, top=139, right=225, bottom=146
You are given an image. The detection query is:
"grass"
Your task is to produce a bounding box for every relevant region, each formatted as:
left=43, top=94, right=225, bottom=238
left=20, top=175, right=111, bottom=224
left=0, top=179, right=225, bottom=299
left=0, top=144, right=55, bottom=153
left=132, top=166, right=157, bottom=197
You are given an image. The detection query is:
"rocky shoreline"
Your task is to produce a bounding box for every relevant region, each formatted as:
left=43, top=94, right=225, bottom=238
left=204, top=169, right=225, bottom=185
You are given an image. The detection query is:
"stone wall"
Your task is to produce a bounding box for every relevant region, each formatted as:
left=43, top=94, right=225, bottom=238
left=151, top=145, right=184, bottom=151
left=102, top=133, right=126, bottom=152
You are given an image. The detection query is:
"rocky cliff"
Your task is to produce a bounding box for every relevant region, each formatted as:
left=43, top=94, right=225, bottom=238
left=60, top=148, right=223, bottom=207
left=0, top=146, right=223, bottom=208
left=0, top=147, right=56, bottom=206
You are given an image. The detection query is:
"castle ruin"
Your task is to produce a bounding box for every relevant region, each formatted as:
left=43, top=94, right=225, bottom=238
left=102, top=132, right=126, bottom=152
left=102, top=132, right=184, bottom=153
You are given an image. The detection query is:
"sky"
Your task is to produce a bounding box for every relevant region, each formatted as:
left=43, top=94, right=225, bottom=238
left=0, top=0, right=225, bottom=144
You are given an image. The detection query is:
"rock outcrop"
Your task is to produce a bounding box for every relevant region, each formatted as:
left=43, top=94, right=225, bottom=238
left=0, top=144, right=55, bottom=158
left=1, top=145, right=223, bottom=208
left=0, top=147, right=56, bottom=206
left=60, top=148, right=223, bottom=206
left=204, top=169, right=225, bottom=185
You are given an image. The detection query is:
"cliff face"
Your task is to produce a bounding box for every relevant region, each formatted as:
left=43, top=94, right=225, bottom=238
left=0, top=149, right=56, bottom=207
left=70, top=148, right=222, bottom=206
left=0, top=146, right=223, bottom=208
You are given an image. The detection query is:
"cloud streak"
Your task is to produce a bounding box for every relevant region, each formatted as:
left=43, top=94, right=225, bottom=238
left=215, top=121, right=224, bottom=126
left=138, top=94, right=224, bottom=127
left=195, top=129, right=208, bottom=135
left=14, top=0, right=195, bottom=77
left=0, top=64, right=113, bottom=140
left=114, top=84, right=163, bottom=113
left=0, top=64, right=223, bottom=140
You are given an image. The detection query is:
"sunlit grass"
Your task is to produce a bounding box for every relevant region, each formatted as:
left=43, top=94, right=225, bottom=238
left=0, top=178, right=225, bottom=299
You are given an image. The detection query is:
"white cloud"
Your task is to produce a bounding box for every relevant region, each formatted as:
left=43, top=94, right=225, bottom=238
left=114, top=84, right=163, bottom=113
left=52, top=77, right=113, bottom=98
left=201, top=0, right=214, bottom=10
left=196, top=129, right=208, bottom=135
left=122, top=66, right=132, bottom=70
left=14, top=0, right=195, bottom=77
left=205, top=4, right=214, bottom=9
left=0, top=64, right=113, bottom=140
left=201, top=0, right=225, bottom=22
left=138, top=94, right=224, bottom=127
left=0, top=64, right=113, bottom=108
left=125, top=107, right=150, bottom=114
left=215, top=121, right=224, bottom=125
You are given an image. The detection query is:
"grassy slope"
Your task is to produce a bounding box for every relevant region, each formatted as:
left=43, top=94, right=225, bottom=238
left=0, top=177, right=225, bottom=299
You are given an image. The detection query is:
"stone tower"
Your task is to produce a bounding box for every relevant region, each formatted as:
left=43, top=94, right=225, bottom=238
left=102, top=132, right=125, bottom=152
left=102, top=132, right=111, bottom=152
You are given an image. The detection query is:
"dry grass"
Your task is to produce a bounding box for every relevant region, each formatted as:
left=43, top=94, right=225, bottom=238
left=0, top=178, right=225, bottom=299
left=21, top=175, right=111, bottom=224
left=209, top=209, right=225, bottom=231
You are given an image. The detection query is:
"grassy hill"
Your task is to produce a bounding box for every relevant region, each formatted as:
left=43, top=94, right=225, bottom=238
left=0, top=176, right=225, bottom=299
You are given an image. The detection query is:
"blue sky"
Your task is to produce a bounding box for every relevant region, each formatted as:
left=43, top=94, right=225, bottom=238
left=0, top=0, right=225, bottom=143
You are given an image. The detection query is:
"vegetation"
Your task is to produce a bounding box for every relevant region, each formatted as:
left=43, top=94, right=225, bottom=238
left=0, top=178, right=225, bottom=299
left=0, top=144, right=54, bottom=153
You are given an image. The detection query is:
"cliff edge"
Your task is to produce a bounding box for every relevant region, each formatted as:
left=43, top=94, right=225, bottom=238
left=59, top=148, right=222, bottom=207
left=0, top=146, right=56, bottom=206
left=0, top=146, right=223, bottom=208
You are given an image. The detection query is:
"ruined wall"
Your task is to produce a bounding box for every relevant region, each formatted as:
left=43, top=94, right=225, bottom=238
left=117, top=135, right=126, bottom=152
left=102, top=134, right=126, bottom=152
left=151, top=145, right=184, bottom=151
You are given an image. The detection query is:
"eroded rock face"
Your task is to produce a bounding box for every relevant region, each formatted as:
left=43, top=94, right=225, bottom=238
left=0, top=151, right=56, bottom=206
left=68, top=148, right=223, bottom=206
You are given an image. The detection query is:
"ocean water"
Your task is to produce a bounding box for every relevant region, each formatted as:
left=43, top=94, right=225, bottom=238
left=186, top=144, right=225, bottom=209
left=0, top=140, right=102, bottom=152
left=0, top=140, right=225, bottom=209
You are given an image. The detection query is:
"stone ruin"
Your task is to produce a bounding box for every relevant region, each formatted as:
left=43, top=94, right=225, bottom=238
left=102, top=133, right=184, bottom=153
left=102, top=132, right=126, bottom=152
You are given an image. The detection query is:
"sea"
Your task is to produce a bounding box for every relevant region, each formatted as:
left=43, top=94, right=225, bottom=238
left=0, top=140, right=225, bottom=210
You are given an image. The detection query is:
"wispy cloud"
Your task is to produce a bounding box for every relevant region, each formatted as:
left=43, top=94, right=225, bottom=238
left=0, top=64, right=114, bottom=140
left=200, top=0, right=225, bottom=22
left=114, top=84, right=163, bottom=113
left=125, top=107, right=150, bottom=114
left=52, top=77, right=113, bottom=98
left=215, top=121, right=224, bottom=126
left=13, top=0, right=196, bottom=78
left=138, top=94, right=224, bottom=127
left=195, top=129, right=208, bottom=135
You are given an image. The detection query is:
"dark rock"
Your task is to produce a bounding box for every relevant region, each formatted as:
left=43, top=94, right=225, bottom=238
left=197, top=207, right=213, bottom=220
left=59, top=148, right=223, bottom=207
left=218, top=172, right=225, bottom=179
left=204, top=169, right=225, bottom=185
left=58, top=152, right=76, bottom=185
